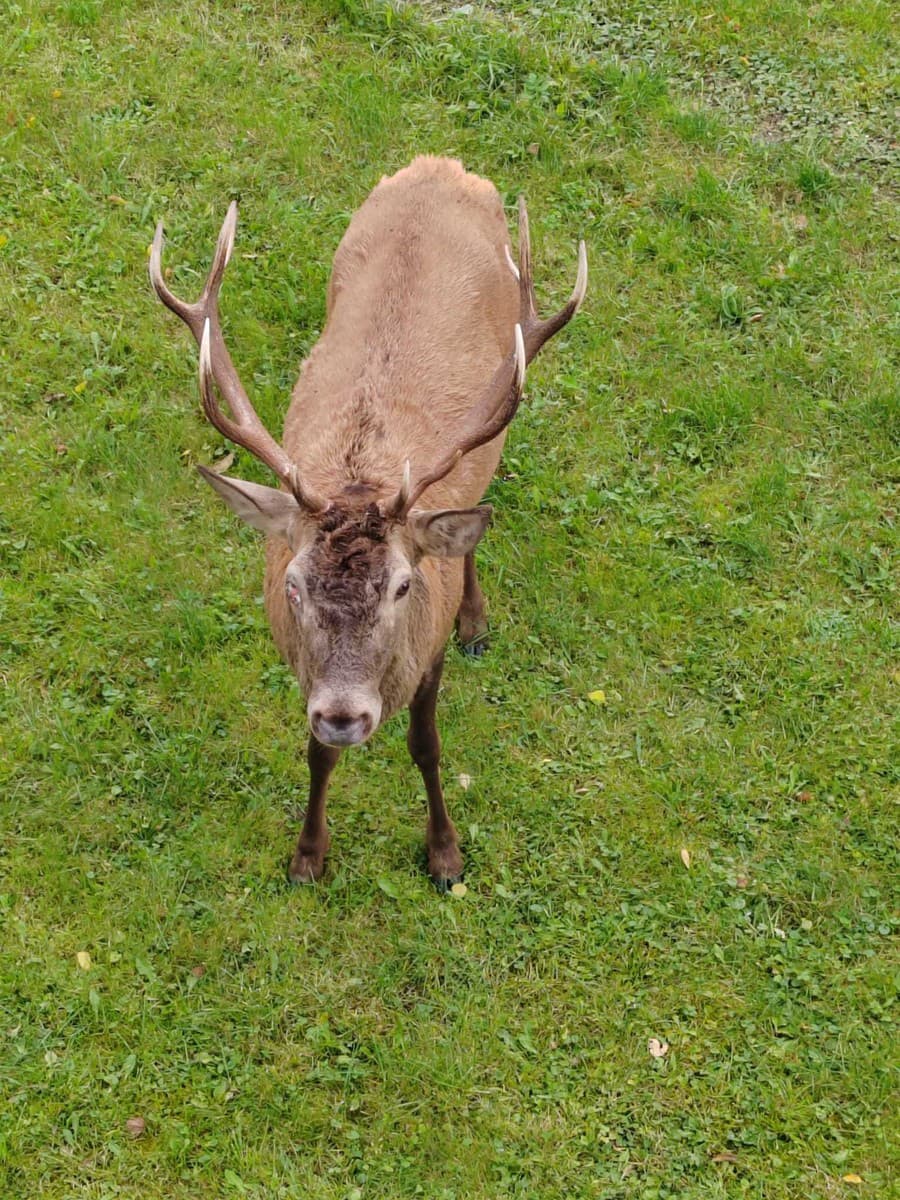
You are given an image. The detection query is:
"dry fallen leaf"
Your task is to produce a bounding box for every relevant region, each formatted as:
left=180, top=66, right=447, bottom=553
left=125, top=1116, right=146, bottom=1139
left=450, top=882, right=468, bottom=898
left=680, top=847, right=691, bottom=869
left=794, top=213, right=809, bottom=232
left=76, top=951, right=92, bottom=971
left=587, top=689, right=607, bottom=705
left=457, top=773, right=472, bottom=790
left=735, top=875, right=749, bottom=888
left=841, top=1175, right=863, bottom=1185
left=190, top=965, right=206, bottom=978
left=209, top=451, right=235, bottom=475
left=711, top=1152, right=738, bottom=1163
left=648, top=1037, right=669, bottom=1058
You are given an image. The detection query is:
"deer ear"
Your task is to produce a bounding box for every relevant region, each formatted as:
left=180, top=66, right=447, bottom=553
left=408, top=505, right=492, bottom=559
left=197, top=465, right=300, bottom=538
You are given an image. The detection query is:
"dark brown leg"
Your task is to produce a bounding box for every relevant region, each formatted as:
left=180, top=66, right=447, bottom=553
left=288, top=734, right=340, bottom=884
left=457, top=551, right=489, bottom=656
left=408, top=652, right=463, bottom=888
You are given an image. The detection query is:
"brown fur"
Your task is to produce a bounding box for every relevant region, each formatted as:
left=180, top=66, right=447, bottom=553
left=267, top=157, right=519, bottom=724
left=309, top=504, right=390, bottom=623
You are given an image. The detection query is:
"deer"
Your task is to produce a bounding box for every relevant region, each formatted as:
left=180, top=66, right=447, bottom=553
left=150, top=156, right=586, bottom=889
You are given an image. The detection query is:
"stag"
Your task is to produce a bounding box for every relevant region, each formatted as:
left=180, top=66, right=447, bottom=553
left=150, top=157, right=585, bottom=888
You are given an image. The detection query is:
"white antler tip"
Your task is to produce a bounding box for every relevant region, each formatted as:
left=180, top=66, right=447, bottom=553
left=396, top=458, right=412, bottom=508
left=199, top=317, right=212, bottom=374
left=221, top=203, right=238, bottom=267
left=573, top=240, right=588, bottom=311
left=504, top=244, right=521, bottom=281
left=514, top=323, right=526, bottom=389
left=148, top=222, right=164, bottom=283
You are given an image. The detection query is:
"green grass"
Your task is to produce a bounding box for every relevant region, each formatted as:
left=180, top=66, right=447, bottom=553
left=1, top=1, right=897, bottom=1196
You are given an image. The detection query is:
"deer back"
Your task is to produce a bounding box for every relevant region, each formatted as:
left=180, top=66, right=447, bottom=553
left=282, top=157, right=520, bottom=514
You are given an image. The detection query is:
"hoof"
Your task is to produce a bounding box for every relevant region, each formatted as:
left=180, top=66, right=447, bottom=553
left=428, top=842, right=464, bottom=890
left=287, top=850, right=326, bottom=885
left=432, top=873, right=464, bottom=895
left=459, top=631, right=490, bottom=658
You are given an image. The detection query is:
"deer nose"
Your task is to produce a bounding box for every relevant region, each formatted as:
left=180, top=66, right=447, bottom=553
left=309, top=705, right=377, bottom=748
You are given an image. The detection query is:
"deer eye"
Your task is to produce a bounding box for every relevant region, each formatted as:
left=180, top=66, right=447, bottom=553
left=394, top=578, right=411, bottom=601
left=286, top=579, right=302, bottom=608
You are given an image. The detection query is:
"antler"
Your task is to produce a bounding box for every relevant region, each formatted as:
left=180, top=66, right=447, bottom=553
left=383, top=324, right=527, bottom=519
left=149, top=204, right=326, bottom=513
left=384, top=200, right=587, bottom=520
left=517, top=196, right=588, bottom=364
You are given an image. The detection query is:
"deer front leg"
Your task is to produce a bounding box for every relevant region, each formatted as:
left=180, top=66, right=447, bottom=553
left=457, top=551, right=490, bottom=656
left=408, top=651, right=463, bottom=889
left=288, top=734, right=340, bottom=884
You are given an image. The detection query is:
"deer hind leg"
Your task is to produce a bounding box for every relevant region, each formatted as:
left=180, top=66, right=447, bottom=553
left=407, top=651, right=463, bottom=889
left=288, top=735, right=340, bottom=884
left=456, top=551, right=490, bottom=657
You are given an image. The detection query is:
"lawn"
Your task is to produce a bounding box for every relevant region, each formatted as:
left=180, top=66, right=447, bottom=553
left=1, top=1, right=897, bottom=1196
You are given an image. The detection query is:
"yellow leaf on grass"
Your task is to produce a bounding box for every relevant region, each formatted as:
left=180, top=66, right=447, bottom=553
left=842, top=1176, right=863, bottom=1185
left=76, top=951, right=92, bottom=971
left=74, top=380, right=87, bottom=394
left=680, top=847, right=691, bottom=869
left=208, top=451, right=235, bottom=475
left=587, top=689, right=606, bottom=705
left=450, top=883, right=468, bottom=898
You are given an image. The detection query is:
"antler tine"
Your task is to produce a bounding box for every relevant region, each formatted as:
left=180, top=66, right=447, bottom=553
left=151, top=205, right=326, bottom=513
left=204, top=200, right=238, bottom=302
left=381, top=200, right=584, bottom=523
left=196, top=317, right=263, bottom=457
left=517, top=196, right=587, bottom=363
left=384, top=324, right=526, bottom=520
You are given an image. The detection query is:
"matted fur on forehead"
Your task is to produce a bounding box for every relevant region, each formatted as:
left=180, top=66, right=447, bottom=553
left=307, top=502, right=393, bottom=614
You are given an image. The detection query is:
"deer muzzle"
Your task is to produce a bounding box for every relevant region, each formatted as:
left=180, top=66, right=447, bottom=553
left=307, top=687, right=382, bottom=748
